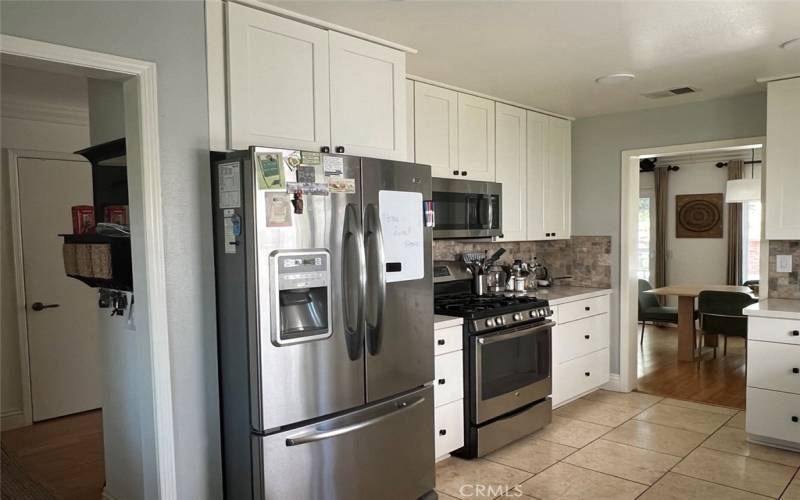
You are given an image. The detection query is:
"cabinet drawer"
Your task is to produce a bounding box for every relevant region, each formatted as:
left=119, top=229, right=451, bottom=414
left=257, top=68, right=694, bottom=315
left=748, top=316, right=800, bottom=346
left=434, top=325, right=463, bottom=356
left=434, top=399, right=464, bottom=459
left=554, top=313, right=609, bottom=364
left=558, top=295, right=610, bottom=324
left=434, top=350, right=464, bottom=408
left=748, top=341, right=800, bottom=395
left=746, top=387, right=800, bottom=445
left=552, top=348, right=609, bottom=407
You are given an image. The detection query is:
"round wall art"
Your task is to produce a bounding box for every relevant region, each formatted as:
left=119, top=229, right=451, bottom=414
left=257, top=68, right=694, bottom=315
left=676, top=193, right=724, bottom=238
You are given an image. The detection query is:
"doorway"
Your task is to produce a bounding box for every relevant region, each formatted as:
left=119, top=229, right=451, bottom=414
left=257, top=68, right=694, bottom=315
left=0, top=35, right=176, bottom=499
left=618, top=137, right=767, bottom=408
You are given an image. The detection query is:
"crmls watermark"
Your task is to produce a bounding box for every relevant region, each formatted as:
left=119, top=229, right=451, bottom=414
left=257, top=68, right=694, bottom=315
left=458, top=484, right=524, bottom=497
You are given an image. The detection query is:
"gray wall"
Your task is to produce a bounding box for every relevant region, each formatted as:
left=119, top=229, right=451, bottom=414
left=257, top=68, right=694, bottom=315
left=571, top=92, right=767, bottom=373
left=0, top=2, right=222, bottom=499
left=88, top=79, right=125, bottom=145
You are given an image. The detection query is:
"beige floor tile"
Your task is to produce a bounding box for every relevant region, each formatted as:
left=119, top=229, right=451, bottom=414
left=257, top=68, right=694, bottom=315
left=563, top=439, right=680, bottom=485
left=520, top=462, right=647, bottom=500
left=634, top=402, right=730, bottom=434
left=727, top=410, right=747, bottom=429
left=602, top=419, right=707, bottom=457
left=435, top=456, right=532, bottom=499
left=531, top=415, right=613, bottom=449
left=582, top=389, right=663, bottom=410
left=672, top=447, right=796, bottom=498
left=554, top=399, right=643, bottom=427
left=660, top=398, right=738, bottom=416
left=486, top=435, right=577, bottom=473
left=783, top=474, right=800, bottom=500
left=639, top=472, right=772, bottom=500
left=702, top=426, right=800, bottom=467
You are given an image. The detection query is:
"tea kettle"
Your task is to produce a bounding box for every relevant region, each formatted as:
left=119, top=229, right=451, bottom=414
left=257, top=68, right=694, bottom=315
left=531, top=258, right=551, bottom=287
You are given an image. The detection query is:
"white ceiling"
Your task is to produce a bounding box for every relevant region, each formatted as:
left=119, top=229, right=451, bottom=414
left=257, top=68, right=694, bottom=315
left=273, top=1, right=800, bottom=118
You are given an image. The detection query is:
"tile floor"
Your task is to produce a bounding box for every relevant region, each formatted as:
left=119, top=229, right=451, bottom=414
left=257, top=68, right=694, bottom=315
left=435, top=391, right=800, bottom=499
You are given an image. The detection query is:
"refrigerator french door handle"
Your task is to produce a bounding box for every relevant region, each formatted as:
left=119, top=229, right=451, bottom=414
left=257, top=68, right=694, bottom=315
left=365, top=204, right=386, bottom=356
left=284, top=396, right=425, bottom=446
left=342, top=203, right=367, bottom=360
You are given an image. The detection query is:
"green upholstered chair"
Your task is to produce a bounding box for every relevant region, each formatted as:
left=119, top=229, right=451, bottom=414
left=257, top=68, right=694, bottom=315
left=638, top=279, right=680, bottom=346
left=697, top=291, right=758, bottom=357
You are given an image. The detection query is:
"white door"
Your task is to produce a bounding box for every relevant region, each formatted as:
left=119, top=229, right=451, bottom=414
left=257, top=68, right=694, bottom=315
left=414, top=82, right=459, bottom=179
left=526, top=111, right=548, bottom=240
left=329, top=32, right=406, bottom=160
left=495, top=103, right=527, bottom=241
left=544, top=117, right=572, bottom=239
left=17, top=157, right=101, bottom=421
left=457, top=93, right=495, bottom=181
left=226, top=3, right=331, bottom=151
left=765, top=77, right=800, bottom=239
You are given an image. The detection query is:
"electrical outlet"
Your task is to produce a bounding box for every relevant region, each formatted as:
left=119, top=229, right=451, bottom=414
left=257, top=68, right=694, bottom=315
left=777, top=255, right=793, bottom=273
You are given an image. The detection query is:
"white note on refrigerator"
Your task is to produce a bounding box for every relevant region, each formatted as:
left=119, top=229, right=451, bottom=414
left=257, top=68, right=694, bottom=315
left=378, top=190, right=424, bottom=283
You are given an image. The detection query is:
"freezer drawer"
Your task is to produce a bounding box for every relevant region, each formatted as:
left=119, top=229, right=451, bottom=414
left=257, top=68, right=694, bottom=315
left=252, top=386, right=435, bottom=500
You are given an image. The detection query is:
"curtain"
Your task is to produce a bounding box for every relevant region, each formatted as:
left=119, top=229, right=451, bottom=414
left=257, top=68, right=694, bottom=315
left=727, top=159, right=744, bottom=285
left=653, top=166, right=669, bottom=304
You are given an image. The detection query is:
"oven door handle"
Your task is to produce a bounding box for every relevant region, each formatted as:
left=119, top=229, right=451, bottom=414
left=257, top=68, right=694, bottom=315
left=477, top=320, right=554, bottom=345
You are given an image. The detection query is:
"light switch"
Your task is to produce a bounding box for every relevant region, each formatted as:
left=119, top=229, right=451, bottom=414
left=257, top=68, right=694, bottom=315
left=777, top=255, right=793, bottom=273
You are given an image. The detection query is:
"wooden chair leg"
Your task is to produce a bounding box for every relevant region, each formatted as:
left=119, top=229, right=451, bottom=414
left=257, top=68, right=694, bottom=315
left=723, top=336, right=728, bottom=356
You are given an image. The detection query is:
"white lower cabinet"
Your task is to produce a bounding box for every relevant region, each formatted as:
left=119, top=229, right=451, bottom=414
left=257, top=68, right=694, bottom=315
left=746, top=387, right=800, bottom=447
left=550, top=294, right=611, bottom=407
left=433, top=318, right=464, bottom=460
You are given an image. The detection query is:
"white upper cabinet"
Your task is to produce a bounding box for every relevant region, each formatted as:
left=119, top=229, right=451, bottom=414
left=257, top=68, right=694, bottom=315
left=329, top=32, right=406, bottom=160
left=526, top=111, right=548, bottom=240
left=544, top=116, right=572, bottom=239
left=414, top=82, right=459, bottom=177
left=457, top=94, right=496, bottom=181
left=765, top=77, right=800, bottom=240
left=226, top=3, right=330, bottom=151
left=495, top=103, right=527, bottom=241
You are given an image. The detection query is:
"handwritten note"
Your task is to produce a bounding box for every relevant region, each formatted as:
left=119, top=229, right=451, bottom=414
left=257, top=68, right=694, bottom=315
left=379, top=190, right=424, bottom=283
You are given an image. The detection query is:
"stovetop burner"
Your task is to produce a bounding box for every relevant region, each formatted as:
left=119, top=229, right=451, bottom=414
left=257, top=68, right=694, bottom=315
left=434, top=292, right=548, bottom=319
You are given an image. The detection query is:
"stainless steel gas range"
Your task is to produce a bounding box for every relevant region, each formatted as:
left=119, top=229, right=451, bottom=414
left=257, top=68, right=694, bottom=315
left=434, top=261, right=554, bottom=458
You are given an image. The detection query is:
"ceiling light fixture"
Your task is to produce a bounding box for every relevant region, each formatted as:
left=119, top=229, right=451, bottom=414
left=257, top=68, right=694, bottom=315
left=780, top=37, right=800, bottom=50
left=595, top=73, right=636, bottom=84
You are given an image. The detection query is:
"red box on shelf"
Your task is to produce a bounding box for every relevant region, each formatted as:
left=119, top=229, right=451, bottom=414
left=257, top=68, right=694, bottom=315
left=104, top=205, right=129, bottom=225
left=71, top=205, right=95, bottom=234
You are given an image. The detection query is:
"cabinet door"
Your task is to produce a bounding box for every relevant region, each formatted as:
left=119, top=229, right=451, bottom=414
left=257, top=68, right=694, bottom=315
left=766, top=77, right=800, bottom=239
left=544, top=117, right=571, bottom=239
left=329, top=32, right=407, bottom=160
left=414, top=82, right=459, bottom=178
left=406, top=79, right=415, bottom=162
left=458, top=93, right=495, bottom=181
left=526, top=111, right=547, bottom=240
left=496, top=103, right=527, bottom=241
left=226, top=3, right=330, bottom=151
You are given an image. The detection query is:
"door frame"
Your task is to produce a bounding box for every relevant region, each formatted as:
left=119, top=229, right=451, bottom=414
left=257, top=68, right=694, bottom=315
left=1, top=35, right=177, bottom=499
left=5, top=149, right=91, bottom=429
left=618, top=136, right=766, bottom=392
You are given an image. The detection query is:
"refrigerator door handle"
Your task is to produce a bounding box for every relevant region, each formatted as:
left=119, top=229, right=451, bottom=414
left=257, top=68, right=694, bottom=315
left=365, top=204, right=386, bottom=356
left=343, top=203, right=367, bottom=360
left=284, top=396, right=425, bottom=446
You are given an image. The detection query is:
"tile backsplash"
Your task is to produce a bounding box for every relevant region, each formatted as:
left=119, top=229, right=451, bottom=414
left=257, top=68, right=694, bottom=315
left=432, top=236, right=612, bottom=289
left=768, top=240, right=800, bottom=299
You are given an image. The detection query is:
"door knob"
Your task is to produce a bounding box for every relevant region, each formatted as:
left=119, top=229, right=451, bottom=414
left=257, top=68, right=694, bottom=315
left=31, top=302, right=59, bottom=312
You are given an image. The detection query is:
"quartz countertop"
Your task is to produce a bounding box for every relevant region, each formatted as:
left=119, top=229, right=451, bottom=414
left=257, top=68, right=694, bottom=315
left=434, top=314, right=463, bottom=329
left=529, top=285, right=613, bottom=306
left=743, top=299, right=800, bottom=320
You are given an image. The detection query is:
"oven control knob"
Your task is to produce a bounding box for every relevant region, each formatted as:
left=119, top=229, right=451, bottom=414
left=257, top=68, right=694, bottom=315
left=485, top=318, right=495, bottom=327
left=512, top=313, right=522, bottom=322
left=495, top=316, right=504, bottom=325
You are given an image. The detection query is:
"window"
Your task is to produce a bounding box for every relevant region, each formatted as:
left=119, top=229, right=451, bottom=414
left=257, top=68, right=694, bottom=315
left=742, top=200, right=761, bottom=282
left=638, top=192, right=656, bottom=282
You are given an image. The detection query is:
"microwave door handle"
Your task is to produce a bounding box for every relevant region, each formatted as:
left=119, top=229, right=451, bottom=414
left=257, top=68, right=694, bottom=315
left=365, top=204, right=386, bottom=356
left=477, top=320, right=554, bottom=345
left=487, top=196, right=494, bottom=229
left=342, top=204, right=366, bottom=360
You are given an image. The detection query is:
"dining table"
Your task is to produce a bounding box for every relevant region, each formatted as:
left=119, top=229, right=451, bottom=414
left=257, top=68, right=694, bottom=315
left=645, top=284, right=756, bottom=361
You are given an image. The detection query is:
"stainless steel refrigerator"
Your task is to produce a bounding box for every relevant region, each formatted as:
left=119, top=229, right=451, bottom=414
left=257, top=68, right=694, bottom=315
left=211, top=147, right=435, bottom=500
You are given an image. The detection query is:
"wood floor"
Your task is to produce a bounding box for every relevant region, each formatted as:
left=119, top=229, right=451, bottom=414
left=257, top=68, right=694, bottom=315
left=1, top=410, right=104, bottom=500
left=637, top=324, right=746, bottom=409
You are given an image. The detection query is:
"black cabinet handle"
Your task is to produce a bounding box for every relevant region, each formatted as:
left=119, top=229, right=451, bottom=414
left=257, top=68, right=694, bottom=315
left=439, top=429, right=447, bottom=436
left=553, top=233, right=557, bottom=237
left=584, top=334, right=590, bottom=339
left=438, top=378, right=446, bottom=385
left=31, top=302, right=60, bottom=312
left=585, top=306, right=591, bottom=311
left=792, top=330, right=799, bottom=337
left=453, top=170, right=459, bottom=176
left=461, top=171, right=467, bottom=176
left=584, top=372, right=591, bottom=377
left=334, top=146, right=345, bottom=154
left=320, top=146, right=330, bottom=153
left=437, top=339, right=445, bottom=346
left=546, top=233, right=551, bottom=237
left=792, top=416, right=799, bottom=423
left=793, top=368, right=799, bottom=374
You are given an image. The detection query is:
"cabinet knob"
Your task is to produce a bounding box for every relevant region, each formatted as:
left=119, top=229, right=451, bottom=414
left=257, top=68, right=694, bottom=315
left=335, top=146, right=345, bottom=154
left=793, top=367, right=800, bottom=374
left=546, top=233, right=551, bottom=237
left=585, top=306, right=591, bottom=311
left=452, top=170, right=459, bottom=176
left=553, top=233, right=557, bottom=237
left=792, top=330, right=799, bottom=337
left=793, top=416, right=799, bottom=423
left=439, top=429, right=447, bottom=436
left=584, top=371, right=591, bottom=377
left=437, top=339, right=445, bottom=346
left=320, top=146, right=330, bottom=153
left=461, top=171, right=467, bottom=176
left=438, top=378, right=446, bottom=385
left=584, top=334, right=590, bottom=339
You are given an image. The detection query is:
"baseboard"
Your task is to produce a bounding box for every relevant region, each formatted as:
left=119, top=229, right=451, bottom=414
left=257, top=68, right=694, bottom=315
left=102, top=487, right=119, bottom=500
left=1, top=408, right=30, bottom=431
left=602, top=373, right=623, bottom=392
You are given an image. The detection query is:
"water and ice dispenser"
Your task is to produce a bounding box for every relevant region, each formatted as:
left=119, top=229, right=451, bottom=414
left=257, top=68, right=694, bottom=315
left=269, top=250, right=331, bottom=346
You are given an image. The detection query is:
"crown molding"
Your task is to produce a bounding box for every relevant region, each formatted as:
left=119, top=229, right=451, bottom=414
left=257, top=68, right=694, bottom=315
left=1, top=97, right=89, bottom=126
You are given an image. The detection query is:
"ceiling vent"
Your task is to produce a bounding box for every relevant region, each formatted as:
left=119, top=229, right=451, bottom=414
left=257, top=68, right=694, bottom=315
left=642, top=86, right=700, bottom=99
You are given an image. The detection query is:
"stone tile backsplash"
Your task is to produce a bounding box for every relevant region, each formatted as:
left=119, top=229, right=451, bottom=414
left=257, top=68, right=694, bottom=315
left=769, top=240, right=800, bottom=299
left=432, top=236, right=612, bottom=289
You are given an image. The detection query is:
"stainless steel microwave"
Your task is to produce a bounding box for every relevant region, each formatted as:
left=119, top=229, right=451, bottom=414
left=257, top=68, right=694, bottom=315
left=432, top=178, right=502, bottom=239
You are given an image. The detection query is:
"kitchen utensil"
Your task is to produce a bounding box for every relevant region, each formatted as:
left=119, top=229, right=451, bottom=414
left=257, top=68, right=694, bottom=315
left=484, top=248, right=506, bottom=268
left=486, top=265, right=507, bottom=292
left=474, top=274, right=489, bottom=296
